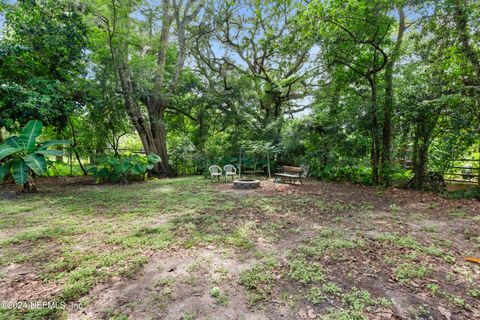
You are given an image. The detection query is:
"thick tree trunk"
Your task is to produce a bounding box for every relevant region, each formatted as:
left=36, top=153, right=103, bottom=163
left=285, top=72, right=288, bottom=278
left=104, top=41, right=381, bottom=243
left=118, top=62, right=155, bottom=154
left=398, top=126, right=410, bottom=165
left=149, top=104, right=171, bottom=174
left=105, top=0, right=201, bottom=175
left=409, top=111, right=439, bottom=190
left=381, top=6, right=405, bottom=185
left=411, top=141, right=429, bottom=190
left=193, top=111, right=207, bottom=152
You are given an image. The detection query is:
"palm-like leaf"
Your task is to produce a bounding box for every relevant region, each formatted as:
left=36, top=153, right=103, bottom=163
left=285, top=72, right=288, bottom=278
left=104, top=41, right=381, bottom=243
left=0, top=145, right=22, bottom=161
left=12, top=158, right=28, bottom=185
left=0, top=120, right=65, bottom=188
left=18, top=120, right=43, bottom=153
left=35, top=150, right=64, bottom=157
left=0, top=162, right=11, bottom=182
left=38, top=140, right=70, bottom=150
left=5, top=136, right=20, bottom=148
left=23, top=154, right=47, bottom=176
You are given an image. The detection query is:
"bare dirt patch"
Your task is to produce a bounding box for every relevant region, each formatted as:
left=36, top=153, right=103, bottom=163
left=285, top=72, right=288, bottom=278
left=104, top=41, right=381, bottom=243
left=67, top=248, right=270, bottom=320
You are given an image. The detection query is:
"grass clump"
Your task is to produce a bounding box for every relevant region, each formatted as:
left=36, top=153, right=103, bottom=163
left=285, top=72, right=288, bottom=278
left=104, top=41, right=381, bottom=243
left=378, top=233, right=454, bottom=263
left=1, top=226, right=76, bottom=245
left=239, top=256, right=280, bottom=304
left=394, top=263, right=431, bottom=284
left=299, top=229, right=363, bottom=257
left=307, top=287, right=327, bottom=304
left=109, top=225, right=174, bottom=250
left=448, top=209, right=466, bottom=218
left=210, top=287, right=229, bottom=305
left=312, top=287, right=392, bottom=320
left=288, top=258, right=325, bottom=284
left=0, top=307, right=64, bottom=320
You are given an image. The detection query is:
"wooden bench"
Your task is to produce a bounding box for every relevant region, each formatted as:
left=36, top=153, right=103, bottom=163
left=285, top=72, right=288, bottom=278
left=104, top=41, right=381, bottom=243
left=274, top=165, right=303, bottom=185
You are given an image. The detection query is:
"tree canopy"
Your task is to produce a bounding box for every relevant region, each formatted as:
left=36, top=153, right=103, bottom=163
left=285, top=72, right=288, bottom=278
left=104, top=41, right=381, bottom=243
left=0, top=0, right=478, bottom=189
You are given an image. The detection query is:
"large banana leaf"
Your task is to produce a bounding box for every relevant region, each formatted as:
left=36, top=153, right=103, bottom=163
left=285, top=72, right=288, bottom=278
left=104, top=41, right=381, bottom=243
left=35, top=149, right=64, bottom=157
left=5, top=136, right=20, bottom=148
left=38, top=140, right=70, bottom=150
left=18, top=120, right=43, bottom=153
left=0, top=144, right=22, bottom=161
left=0, top=162, right=11, bottom=182
left=12, top=158, right=29, bottom=185
left=23, top=153, right=47, bottom=176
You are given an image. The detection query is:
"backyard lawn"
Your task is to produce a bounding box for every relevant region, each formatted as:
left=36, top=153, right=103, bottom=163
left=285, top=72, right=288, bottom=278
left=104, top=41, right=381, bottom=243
left=0, top=177, right=479, bottom=319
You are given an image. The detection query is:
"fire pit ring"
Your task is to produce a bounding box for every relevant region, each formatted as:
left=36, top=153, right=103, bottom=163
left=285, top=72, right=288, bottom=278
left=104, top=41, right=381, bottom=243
left=233, top=179, right=260, bottom=190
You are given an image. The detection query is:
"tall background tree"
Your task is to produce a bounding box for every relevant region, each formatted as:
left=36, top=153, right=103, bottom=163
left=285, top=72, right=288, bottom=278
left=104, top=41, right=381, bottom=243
left=193, top=0, right=319, bottom=143
left=90, top=0, right=204, bottom=173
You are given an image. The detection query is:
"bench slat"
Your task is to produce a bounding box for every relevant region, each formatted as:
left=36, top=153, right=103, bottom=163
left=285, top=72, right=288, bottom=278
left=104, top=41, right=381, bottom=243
left=275, top=173, right=300, bottom=177
left=281, top=166, right=303, bottom=173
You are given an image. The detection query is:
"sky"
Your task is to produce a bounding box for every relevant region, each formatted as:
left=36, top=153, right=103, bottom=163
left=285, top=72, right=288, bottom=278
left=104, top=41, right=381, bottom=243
left=0, top=13, right=4, bottom=36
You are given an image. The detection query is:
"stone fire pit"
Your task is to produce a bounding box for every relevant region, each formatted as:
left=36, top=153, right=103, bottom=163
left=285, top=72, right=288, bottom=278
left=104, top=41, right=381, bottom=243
left=233, top=179, right=260, bottom=190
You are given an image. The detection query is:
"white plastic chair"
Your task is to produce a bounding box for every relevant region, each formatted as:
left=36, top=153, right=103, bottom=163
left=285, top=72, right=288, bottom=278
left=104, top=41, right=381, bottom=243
left=223, top=164, right=237, bottom=182
left=209, top=165, right=222, bottom=182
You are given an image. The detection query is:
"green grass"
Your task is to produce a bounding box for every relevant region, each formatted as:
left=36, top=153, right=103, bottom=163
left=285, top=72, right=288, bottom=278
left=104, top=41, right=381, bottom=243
left=288, top=258, right=326, bottom=284
left=299, top=228, right=364, bottom=257
left=239, top=256, right=281, bottom=304
left=394, top=263, right=432, bottom=284
left=210, top=287, right=229, bottom=305
left=0, top=177, right=225, bottom=316
left=307, top=284, right=392, bottom=319
left=448, top=209, right=466, bottom=218
left=377, top=232, right=455, bottom=263
left=1, top=175, right=477, bottom=319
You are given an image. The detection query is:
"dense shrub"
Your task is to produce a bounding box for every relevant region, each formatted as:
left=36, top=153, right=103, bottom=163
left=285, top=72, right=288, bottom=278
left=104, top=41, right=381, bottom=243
left=442, top=187, right=480, bottom=200
left=89, top=154, right=161, bottom=183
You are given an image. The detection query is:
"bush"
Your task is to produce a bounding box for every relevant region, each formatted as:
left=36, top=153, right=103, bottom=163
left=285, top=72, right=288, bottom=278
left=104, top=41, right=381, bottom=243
left=89, top=154, right=161, bottom=183
left=442, top=187, right=480, bottom=200
left=308, top=164, right=373, bottom=185
left=169, top=136, right=204, bottom=175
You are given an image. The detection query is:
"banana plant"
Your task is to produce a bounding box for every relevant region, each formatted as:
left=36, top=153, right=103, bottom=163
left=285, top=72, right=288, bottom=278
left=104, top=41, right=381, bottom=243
left=0, top=120, right=69, bottom=191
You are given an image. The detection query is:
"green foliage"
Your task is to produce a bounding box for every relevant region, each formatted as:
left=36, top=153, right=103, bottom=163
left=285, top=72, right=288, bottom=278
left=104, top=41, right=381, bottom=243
left=168, top=136, right=204, bottom=175
left=442, top=187, right=480, bottom=200
left=0, top=0, right=88, bottom=129
left=0, top=120, right=68, bottom=186
left=89, top=154, right=161, bottom=183
left=1, top=0, right=478, bottom=188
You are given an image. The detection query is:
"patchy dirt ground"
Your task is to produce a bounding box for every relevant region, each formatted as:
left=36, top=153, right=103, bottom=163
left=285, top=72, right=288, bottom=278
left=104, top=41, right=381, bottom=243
left=0, top=177, right=479, bottom=320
